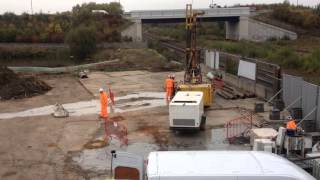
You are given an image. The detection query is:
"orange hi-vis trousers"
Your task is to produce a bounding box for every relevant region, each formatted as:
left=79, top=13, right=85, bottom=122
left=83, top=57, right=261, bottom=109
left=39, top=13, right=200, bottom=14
left=166, top=87, right=173, bottom=101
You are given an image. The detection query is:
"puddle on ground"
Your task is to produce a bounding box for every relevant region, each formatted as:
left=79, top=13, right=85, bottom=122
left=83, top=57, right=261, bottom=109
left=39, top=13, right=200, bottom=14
left=206, top=128, right=250, bottom=150
left=73, top=128, right=250, bottom=172
left=73, top=147, right=111, bottom=172
left=0, top=92, right=166, bottom=120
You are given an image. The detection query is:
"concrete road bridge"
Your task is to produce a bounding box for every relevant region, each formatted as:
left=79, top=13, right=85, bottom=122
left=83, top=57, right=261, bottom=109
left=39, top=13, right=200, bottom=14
left=121, top=7, right=297, bottom=42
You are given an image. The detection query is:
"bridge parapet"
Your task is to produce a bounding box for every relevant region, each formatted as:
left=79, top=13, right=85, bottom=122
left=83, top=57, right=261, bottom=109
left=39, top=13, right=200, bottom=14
left=128, top=7, right=250, bottom=19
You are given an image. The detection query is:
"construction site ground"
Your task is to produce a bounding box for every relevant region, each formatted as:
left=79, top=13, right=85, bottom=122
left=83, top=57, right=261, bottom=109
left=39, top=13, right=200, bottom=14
left=0, top=70, right=270, bottom=180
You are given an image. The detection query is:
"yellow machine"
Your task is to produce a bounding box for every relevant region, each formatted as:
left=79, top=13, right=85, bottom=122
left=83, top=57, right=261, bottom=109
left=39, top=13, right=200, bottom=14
left=178, top=84, right=214, bottom=107
left=178, top=4, right=214, bottom=107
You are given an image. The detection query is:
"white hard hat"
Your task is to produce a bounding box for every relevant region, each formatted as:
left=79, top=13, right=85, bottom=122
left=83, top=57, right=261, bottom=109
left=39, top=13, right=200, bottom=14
left=99, top=88, right=104, bottom=92
left=287, top=116, right=292, bottom=120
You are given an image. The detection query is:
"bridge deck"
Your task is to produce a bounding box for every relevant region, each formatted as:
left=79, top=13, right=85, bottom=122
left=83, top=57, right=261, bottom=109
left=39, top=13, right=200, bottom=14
left=128, top=7, right=250, bottom=20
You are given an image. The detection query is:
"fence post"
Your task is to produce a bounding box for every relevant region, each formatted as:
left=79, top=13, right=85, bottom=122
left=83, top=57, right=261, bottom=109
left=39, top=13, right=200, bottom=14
left=316, top=87, right=320, bottom=130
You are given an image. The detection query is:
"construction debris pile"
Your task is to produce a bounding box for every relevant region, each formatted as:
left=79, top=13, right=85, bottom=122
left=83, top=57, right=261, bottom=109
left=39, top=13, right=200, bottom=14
left=0, top=66, right=51, bottom=100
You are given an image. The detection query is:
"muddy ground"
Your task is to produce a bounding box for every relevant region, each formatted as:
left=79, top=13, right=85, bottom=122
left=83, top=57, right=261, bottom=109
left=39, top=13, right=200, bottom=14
left=0, top=71, right=268, bottom=180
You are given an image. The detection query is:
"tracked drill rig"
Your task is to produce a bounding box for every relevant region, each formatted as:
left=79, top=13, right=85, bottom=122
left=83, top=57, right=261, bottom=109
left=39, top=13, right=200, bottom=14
left=178, top=4, right=214, bottom=107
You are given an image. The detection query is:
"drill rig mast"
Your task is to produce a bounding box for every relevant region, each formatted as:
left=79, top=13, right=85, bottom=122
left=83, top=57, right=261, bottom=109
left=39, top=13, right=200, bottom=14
left=184, top=4, right=205, bottom=84
left=177, top=4, right=213, bottom=107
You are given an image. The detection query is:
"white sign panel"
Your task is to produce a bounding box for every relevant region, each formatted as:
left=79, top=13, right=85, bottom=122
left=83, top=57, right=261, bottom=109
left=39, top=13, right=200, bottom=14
left=238, top=60, right=256, bottom=80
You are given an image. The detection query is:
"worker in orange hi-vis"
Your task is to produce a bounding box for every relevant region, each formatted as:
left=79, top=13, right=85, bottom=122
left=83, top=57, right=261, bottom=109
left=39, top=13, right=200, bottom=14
left=164, top=75, right=174, bottom=103
left=99, top=88, right=109, bottom=120
left=286, top=116, right=297, bottom=136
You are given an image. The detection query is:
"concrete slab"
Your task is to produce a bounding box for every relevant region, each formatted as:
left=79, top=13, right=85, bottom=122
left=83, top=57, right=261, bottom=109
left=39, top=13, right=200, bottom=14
left=250, top=128, right=278, bottom=145
left=80, top=71, right=184, bottom=97
left=206, top=109, right=240, bottom=127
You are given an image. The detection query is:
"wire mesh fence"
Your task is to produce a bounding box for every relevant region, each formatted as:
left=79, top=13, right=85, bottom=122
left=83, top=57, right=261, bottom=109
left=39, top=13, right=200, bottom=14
left=104, top=119, right=128, bottom=146
left=305, top=159, right=320, bottom=180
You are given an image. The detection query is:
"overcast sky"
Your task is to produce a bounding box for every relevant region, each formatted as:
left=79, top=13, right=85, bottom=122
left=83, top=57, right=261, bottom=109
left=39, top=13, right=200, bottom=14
left=0, top=0, right=319, bottom=14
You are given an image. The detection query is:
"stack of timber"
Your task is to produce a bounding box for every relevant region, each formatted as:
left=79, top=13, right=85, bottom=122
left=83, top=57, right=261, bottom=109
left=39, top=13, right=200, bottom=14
left=216, top=83, right=255, bottom=100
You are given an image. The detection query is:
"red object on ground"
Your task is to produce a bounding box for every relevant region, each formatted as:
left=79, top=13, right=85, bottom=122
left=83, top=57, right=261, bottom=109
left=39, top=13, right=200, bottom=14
left=213, top=78, right=225, bottom=90
left=109, top=88, right=115, bottom=105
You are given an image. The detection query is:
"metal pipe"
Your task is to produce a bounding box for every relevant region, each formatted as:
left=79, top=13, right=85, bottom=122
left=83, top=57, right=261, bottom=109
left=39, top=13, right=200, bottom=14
left=266, top=88, right=283, bottom=104
left=283, top=96, right=302, bottom=112
left=297, top=107, right=317, bottom=126
left=292, top=156, right=320, bottom=162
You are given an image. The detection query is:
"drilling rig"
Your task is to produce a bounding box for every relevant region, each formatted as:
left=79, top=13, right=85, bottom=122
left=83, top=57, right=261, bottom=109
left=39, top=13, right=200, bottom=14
left=184, top=4, right=204, bottom=84
left=178, top=4, right=214, bottom=107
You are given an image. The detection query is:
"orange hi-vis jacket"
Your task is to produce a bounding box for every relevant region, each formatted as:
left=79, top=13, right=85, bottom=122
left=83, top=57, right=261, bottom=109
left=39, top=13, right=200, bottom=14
left=165, top=78, right=174, bottom=100
left=165, top=78, right=174, bottom=88
left=100, top=91, right=108, bottom=118
left=287, top=120, right=297, bottom=130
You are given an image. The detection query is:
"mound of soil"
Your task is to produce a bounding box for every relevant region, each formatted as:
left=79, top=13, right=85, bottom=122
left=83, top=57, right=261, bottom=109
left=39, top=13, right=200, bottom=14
left=0, top=66, right=51, bottom=100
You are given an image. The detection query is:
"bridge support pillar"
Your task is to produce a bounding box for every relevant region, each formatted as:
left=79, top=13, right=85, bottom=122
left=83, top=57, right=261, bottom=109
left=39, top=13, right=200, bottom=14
left=239, top=16, right=249, bottom=40
left=226, top=16, right=249, bottom=41
left=226, top=21, right=239, bottom=40
left=121, top=19, right=142, bottom=42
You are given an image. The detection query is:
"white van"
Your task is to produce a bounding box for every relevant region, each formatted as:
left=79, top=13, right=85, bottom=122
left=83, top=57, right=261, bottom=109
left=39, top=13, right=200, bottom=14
left=112, top=151, right=316, bottom=180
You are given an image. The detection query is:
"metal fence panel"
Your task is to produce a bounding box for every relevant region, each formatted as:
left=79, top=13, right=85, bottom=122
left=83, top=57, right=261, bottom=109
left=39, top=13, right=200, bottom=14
left=215, top=51, right=220, bottom=70
left=283, top=74, right=303, bottom=108
left=205, top=50, right=209, bottom=67
left=302, top=81, right=318, bottom=120
left=205, top=50, right=215, bottom=69
left=317, top=87, right=320, bottom=130
left=210, top=51, right=215, bottom=69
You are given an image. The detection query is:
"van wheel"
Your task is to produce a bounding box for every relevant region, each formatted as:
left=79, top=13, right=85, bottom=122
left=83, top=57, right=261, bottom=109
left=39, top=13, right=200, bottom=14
left=200, top=116, right=206, bottom=131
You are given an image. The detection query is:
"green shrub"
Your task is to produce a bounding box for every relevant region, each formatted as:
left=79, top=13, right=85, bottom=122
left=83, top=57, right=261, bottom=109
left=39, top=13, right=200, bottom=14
left=268, top=48, right=303, bottom=68
left=267, top=37, right=278, bottom=41
left=66, top=25, right=97, bottom=60
left=272, top=4, right=320, bottom=29
left=0, top=46, right=70, bottom=65
left=0, top=2, right=124, bottom=43
left=0, top=27, right=17, bottom=42
left=225, top=57, right=238, bottom=75
left=304, top=49, right=320, bottom=72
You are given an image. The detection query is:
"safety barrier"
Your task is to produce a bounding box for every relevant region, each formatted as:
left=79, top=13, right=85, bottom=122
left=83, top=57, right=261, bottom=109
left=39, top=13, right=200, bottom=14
left=225, top=112, right=253, bottom=143
left=307, top=159, right=320, bottom=179
left=104, top=118, right=128, bottom=146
